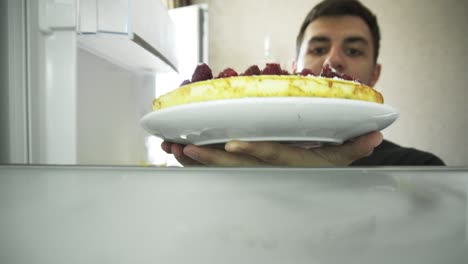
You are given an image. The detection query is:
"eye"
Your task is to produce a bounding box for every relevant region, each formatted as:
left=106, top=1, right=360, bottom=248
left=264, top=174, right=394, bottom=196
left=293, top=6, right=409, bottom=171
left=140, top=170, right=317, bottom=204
left=308, top=47, right=328, bottom=56
left=345, top=48, right=364, bottom=57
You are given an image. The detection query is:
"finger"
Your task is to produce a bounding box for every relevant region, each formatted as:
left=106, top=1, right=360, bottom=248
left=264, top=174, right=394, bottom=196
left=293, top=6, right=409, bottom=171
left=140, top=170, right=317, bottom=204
left=183, top=144, right=267, bottom=166
left=322, top=131, right=383, bottom=164
left=161, top=141, right=173, bottom=154
left=225, top=132, right=383, bottom=167
left=171, top=143, right=202, bottom=166
left=225, top=140, right=317, bottom=166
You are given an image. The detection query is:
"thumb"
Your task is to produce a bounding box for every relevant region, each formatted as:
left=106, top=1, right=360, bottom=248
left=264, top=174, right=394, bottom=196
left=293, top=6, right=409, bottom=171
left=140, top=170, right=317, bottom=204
left=323, top=131, right=383, bottom=165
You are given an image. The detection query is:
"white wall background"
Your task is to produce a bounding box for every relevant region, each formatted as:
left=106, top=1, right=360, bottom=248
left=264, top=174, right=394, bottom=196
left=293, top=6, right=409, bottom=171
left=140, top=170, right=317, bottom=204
left=195, top=0, right=468, bottom=166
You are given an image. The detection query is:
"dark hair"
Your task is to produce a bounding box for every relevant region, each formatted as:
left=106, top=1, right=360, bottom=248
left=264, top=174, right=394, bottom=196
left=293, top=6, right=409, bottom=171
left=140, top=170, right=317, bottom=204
left=296, top=0, right=381, bottom=62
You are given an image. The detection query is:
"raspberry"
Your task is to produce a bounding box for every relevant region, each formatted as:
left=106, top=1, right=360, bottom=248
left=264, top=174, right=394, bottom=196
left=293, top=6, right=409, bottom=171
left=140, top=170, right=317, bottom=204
left=261, top=63, right=283, bottom=75
left=320, top=64, right=339, bottom=78
left=319, top=65, right=360, bottom=82
left=217, top=68, right=238, bottom=78
left=281, top=69, right=290, bottom=75
left=179, top=79, right=191, bottom=86
left=299, top=69, right=315, bottom=76
left=242, top=65, right=261, bottom=76
left=191, top=63, right=213, bottom=82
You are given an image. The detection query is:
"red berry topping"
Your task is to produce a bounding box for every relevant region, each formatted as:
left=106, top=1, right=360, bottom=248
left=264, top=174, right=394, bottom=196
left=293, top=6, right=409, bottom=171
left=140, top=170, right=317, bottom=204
left=299, top=69, right=315, bottom=76
left=191, top=63, right=213, bottom=82
left=242, top=65, right=261, bottom=76
left=179, top=79, right=191, bottom=86
left=319, top=64, right=359, bottom=82
left=281, top=69, right=290, bottom=75
left=261, top=63, right=283, bottom=75
left=320, top=64, right=339, bottom=78
left=217, top=68, right=238, bottom=78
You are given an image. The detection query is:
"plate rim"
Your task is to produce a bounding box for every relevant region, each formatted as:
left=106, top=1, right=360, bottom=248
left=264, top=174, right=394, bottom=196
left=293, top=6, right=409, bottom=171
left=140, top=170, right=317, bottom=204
left=140, top=97, right=399, bottom=145
left=142, top=97, right=398, bottom=120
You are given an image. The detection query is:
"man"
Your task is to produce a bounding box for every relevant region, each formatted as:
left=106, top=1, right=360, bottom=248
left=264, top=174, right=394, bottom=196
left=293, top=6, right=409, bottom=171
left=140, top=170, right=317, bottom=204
left=162, top=0, right=444, bottom=166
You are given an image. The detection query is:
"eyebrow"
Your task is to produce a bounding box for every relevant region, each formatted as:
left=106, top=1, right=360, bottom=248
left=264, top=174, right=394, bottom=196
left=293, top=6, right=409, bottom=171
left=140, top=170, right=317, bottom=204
left=343, top=36, right=369, bottom=45
left=308, top=36, right=330, bottom=45
left=307, top=36, right=369, bottom=45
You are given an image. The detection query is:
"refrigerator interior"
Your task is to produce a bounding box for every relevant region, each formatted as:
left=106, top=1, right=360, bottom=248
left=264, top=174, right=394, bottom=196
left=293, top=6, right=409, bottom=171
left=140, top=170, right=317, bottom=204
left=0, top=0, right=207, bottom=166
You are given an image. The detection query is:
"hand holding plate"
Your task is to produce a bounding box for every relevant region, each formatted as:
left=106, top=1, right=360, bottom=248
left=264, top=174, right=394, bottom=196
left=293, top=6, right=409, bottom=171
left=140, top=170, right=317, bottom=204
left=162, top=131, right=383, bottom=167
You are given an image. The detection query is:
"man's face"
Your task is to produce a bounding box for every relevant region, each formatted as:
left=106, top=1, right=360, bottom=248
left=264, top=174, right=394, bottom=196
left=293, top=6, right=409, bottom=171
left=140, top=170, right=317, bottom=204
left=295, top=16, right=381, bottom=87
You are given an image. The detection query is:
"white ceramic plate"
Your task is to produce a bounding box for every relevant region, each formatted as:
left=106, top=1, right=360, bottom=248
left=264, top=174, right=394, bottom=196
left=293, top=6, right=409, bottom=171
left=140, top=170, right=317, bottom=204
left=140, top=97, right=399, bottom=146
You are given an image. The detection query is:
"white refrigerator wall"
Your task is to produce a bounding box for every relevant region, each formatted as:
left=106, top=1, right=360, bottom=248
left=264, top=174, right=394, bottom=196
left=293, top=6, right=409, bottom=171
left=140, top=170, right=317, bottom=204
left=27, top=3, right=79, bottom=164
left=77, top=49, right=154, bottom=165
left=0, top=0, right=28, bottom=164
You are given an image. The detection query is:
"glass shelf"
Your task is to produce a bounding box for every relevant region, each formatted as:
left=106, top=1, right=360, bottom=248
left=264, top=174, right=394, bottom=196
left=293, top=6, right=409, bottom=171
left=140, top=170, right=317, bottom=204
left=1, top=165, right=467, bottom=264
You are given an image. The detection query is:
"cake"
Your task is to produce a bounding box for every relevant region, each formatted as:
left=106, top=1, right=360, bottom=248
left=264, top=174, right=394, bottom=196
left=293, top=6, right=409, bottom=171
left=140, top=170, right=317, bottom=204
left=152, top=63, right=384, bottom=111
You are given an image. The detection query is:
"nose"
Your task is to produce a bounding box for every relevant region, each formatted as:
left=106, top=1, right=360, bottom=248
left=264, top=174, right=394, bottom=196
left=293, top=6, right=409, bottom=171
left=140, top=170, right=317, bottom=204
left=323, top=46, right=346, bottom=72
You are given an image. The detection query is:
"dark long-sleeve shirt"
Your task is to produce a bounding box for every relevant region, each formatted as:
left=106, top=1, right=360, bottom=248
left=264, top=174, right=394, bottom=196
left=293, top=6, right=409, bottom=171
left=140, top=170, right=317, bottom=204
left=351, top=140, right=445, bottom=166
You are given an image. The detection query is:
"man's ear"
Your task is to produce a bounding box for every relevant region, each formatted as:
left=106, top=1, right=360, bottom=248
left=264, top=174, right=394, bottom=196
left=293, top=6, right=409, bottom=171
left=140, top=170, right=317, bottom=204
left=291, top=59, right=297, bottom=74
left=370, top=63, right=382, bottom=87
